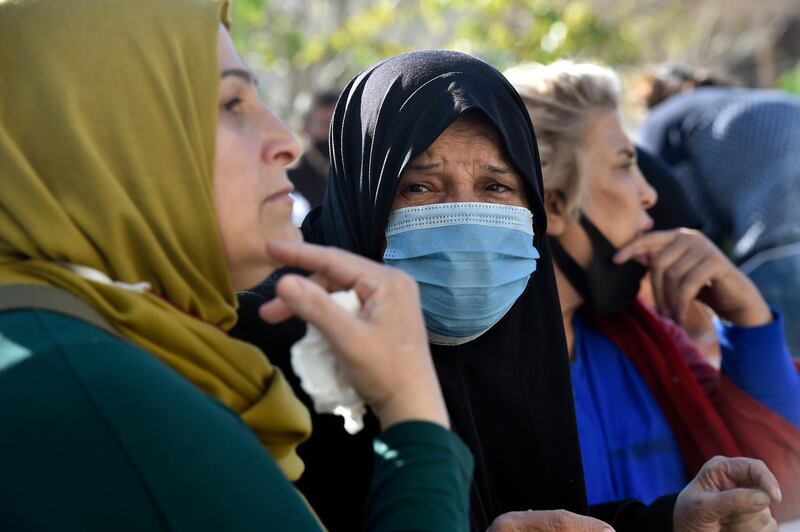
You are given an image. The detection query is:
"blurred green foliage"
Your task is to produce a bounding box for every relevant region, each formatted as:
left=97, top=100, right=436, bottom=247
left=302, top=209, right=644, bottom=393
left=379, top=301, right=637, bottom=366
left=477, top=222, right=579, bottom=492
left=777, top=62, right=800, bottom=96
left=230, top=0, right=640, bottom=90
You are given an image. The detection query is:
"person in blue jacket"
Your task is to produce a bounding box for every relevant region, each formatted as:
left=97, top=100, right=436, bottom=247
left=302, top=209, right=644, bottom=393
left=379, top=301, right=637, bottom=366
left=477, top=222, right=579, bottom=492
left=507, top=60, right=800, bottom=523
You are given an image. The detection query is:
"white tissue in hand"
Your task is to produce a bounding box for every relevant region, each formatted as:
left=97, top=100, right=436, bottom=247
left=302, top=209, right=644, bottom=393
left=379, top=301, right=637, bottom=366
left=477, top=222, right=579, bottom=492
left=290, top=290, right=366, bottom=434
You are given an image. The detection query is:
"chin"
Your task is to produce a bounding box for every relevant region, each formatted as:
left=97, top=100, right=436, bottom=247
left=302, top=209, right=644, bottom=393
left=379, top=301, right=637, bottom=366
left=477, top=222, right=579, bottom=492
left=273, top=223, right=303, bottom=243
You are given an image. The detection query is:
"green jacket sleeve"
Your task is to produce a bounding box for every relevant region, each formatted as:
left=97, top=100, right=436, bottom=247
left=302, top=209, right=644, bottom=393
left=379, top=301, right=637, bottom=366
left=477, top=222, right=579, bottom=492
left=365, top=421, right=474, bottom=531
left=0, top=310, right=473, bottom=532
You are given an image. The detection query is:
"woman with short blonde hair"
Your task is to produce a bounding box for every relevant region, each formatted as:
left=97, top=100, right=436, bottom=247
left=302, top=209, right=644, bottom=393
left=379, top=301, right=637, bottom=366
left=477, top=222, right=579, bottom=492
left=506, top=60, right=620, bottom=216
left=505, top=60, right=800, bottom=523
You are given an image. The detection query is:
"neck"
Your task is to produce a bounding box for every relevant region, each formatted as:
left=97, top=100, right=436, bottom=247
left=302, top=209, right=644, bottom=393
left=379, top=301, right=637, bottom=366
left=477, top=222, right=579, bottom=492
left=553, top=263, right=583, bottom=360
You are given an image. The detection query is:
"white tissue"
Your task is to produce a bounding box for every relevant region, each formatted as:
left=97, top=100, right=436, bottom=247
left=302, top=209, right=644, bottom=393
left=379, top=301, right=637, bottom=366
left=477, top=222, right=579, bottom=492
left=290, top=290, right=367, bottom=434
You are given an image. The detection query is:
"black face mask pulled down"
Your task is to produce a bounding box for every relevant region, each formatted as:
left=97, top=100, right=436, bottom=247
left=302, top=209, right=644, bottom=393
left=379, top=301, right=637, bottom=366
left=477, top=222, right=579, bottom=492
left=549, top=214, right=647, bottom=315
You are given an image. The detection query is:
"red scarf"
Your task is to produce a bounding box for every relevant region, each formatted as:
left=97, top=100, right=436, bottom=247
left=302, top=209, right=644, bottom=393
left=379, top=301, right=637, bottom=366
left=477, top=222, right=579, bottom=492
left=591, top=301, right=800, bottom=521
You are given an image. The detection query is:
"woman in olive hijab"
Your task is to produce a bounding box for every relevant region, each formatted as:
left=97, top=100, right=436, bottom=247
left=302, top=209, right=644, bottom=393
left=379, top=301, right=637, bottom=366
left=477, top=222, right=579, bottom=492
left=0, top=1, right=473, bottom=530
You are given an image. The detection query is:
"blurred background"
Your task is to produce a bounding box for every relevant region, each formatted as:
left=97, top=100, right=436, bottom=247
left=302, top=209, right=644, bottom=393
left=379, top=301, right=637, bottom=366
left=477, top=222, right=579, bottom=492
left=230, top=0, right=800, bottom=131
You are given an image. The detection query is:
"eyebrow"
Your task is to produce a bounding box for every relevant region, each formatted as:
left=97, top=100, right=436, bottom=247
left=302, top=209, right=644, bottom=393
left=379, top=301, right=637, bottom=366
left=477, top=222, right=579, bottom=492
left=407, top=162, right=441, bottom=170
left=618, top=148, right=635, bottom=159
left=407, top=162, right=517, bottom=172
left=485, top=164, right=517, bottom=175
left=221, top=68, right=257, bottom=86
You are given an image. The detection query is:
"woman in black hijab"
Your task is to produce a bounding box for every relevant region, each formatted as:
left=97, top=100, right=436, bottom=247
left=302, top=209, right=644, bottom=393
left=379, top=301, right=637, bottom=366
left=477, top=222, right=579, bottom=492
left=309, top=49, right=586, bottom=529
left=236, top=50, right=587, bottom=530
left=234, top=50, right=781, bottom=532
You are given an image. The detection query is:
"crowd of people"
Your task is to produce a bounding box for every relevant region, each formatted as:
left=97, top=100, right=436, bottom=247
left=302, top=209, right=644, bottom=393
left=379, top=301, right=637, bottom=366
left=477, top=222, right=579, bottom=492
left=1, top=1, right=798, bottom=531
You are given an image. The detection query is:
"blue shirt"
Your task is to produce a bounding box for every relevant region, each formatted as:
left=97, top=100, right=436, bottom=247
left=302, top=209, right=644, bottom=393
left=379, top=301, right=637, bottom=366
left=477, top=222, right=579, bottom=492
left=717, top=312, right=800, bottom=428
left=572, top=312, right=800, bottom=506
left=572, top=314, right=687, bottom=505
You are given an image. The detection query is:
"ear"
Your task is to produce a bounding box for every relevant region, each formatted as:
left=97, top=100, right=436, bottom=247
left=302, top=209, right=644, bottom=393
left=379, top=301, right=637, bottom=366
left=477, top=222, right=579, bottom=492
left=544, top=190, right=569, bottom=237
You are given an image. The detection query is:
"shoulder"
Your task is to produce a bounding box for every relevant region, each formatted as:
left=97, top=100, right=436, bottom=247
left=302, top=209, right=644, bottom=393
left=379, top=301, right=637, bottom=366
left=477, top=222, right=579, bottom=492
left=0, top=310, right=319, bottom=531
left=0, top=309, right=203, bottom=404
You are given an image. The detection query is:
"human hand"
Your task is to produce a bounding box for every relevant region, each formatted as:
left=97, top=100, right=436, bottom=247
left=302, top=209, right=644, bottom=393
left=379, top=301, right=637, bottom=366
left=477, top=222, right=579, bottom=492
left=487, top=510, right=613, bottom=532
left=719, top=508, right=776, bottom=532
left=614, top=229, right=771, bottom=327
left=674, top=456, right=781, bottom=532
left=259, top=240, right=449, bottom=430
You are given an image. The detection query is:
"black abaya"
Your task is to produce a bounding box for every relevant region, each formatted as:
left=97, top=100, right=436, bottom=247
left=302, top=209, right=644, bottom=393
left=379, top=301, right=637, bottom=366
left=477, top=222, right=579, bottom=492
left=233, top=50, right=676, bottom=532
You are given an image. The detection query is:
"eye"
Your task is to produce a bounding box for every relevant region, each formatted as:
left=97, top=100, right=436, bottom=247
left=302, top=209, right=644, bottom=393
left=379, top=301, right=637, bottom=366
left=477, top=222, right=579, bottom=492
left=406, top=183, right=430, bottom=193
left=222, top=96, right=244, bottom=114
left=486, top=182, right=511, bottom=193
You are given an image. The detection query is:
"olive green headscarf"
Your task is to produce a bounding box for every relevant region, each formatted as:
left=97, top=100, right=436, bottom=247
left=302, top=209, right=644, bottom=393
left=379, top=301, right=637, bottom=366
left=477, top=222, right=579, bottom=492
left=0, top=0, right=311, bottom=480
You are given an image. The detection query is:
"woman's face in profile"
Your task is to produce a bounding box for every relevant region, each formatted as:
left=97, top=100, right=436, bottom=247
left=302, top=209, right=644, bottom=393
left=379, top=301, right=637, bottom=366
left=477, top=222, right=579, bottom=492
left=391, top=115, right=528, bottom=212
left=213, top=26, right=303, bottom=291
left=578, top=109, right=657, bottom=250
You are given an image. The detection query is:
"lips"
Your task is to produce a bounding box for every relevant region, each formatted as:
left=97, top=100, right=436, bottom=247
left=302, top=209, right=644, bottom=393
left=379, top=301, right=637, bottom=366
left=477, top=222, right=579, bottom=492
left=263, top=185, right=294, bottom=203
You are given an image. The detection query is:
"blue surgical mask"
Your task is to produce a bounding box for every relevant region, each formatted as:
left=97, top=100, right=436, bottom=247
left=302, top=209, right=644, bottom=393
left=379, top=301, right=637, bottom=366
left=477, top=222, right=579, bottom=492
left=383, top=202, right=539, bottom=345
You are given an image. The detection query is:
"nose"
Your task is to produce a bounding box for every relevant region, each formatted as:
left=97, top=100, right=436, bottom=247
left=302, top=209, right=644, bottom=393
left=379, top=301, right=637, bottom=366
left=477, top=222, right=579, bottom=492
left=448, top=187, right=479, bottom=203
left=636, top=167, right=658, bottom=210
left=260, top=108, right=302, bottom=168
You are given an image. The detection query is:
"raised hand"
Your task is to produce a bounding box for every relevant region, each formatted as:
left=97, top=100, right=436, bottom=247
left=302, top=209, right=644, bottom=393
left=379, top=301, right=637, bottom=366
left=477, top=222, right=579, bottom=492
left=674, top=456, right=781, bottom=532
left=487, top=509, right=613, bottom=532
left=614, top=229, right=771, bottom=327
left=259, top=240, right=449, bottom=430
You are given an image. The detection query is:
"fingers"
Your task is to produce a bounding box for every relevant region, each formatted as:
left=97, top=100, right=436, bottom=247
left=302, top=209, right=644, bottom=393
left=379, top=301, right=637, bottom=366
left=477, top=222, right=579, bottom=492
left=543, top=510, right=614, bottom=532
left=695, top=456, right=782, bottom=521
left=259, top=272, right=338, bottom=324
left=259, top=295, right=294, bottom=324
left=265, top=240, right=382, bottom=301
left=487, top=510, right=614, bottom=532
left=613, top=230, right=680, bottom=264
left=720, top=508, right=777, bottom=532
left=649, top=240, right=692, bottom=318
left=645, top=231, right=706, bottom=321
left=621, top=229, right=732, bottom=324
left=674, top=258, right=723, bottom=323
left=261, top=274, right=368, bottom=356
left=714, top=457, right=782, bottom=503
left=260, top=240, right=390, bottom=324
left=702, top=487, right=773, bottom=518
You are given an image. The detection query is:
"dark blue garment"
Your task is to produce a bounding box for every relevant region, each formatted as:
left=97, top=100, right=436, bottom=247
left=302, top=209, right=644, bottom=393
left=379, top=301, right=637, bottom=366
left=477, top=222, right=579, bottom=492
left=572, top=310, right=800, bottom=505
left=746, top=253, right=800, bottom=361
left=639, top=88, right=800, bottom=358
left=639, top=88, right=800, bottom=259
left=571, top=314, right=687, bottom=505
left=717, top=311, right=800, bottom=428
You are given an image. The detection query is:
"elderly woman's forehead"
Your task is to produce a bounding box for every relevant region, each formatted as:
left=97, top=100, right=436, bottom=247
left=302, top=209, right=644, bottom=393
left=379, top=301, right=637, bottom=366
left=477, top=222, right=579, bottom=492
left=416, top=115, right=506, bottom=157
left=447, top=113, right=501, bottom=138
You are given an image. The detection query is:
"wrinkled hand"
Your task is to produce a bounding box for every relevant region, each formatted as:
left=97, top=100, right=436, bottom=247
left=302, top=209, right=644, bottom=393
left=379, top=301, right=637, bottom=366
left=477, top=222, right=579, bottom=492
left=259, top=240, right=449, bottom=430
left=614, top=229, right=771, bottom=327
left=720, top=508, right=776, bottom=532
left=674, top=456, right=781, bottom=532
left=487, top=510, right=613, bottom=532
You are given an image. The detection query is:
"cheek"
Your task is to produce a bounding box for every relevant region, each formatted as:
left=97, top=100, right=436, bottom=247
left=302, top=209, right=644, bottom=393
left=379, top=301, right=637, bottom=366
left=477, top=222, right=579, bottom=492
left=585, top=173, right=634, bottom=217
left=581, top=177, right=637, bottom=244
left=213, top=130, right=257, bottom=245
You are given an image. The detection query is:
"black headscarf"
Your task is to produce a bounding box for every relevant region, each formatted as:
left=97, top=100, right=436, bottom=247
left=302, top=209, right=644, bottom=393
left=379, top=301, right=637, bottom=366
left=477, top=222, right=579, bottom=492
left=637, top=146, right=705, bottom=232
left=303, top=49, right=588, bottom=529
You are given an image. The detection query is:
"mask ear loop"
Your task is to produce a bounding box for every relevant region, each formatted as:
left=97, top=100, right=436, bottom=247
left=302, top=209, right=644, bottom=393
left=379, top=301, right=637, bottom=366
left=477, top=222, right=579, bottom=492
left=548, top=235, right=592, bottom=302
left=547, top=191, right=595, bottom=306
left=577, top=213, right=614, bottom=251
